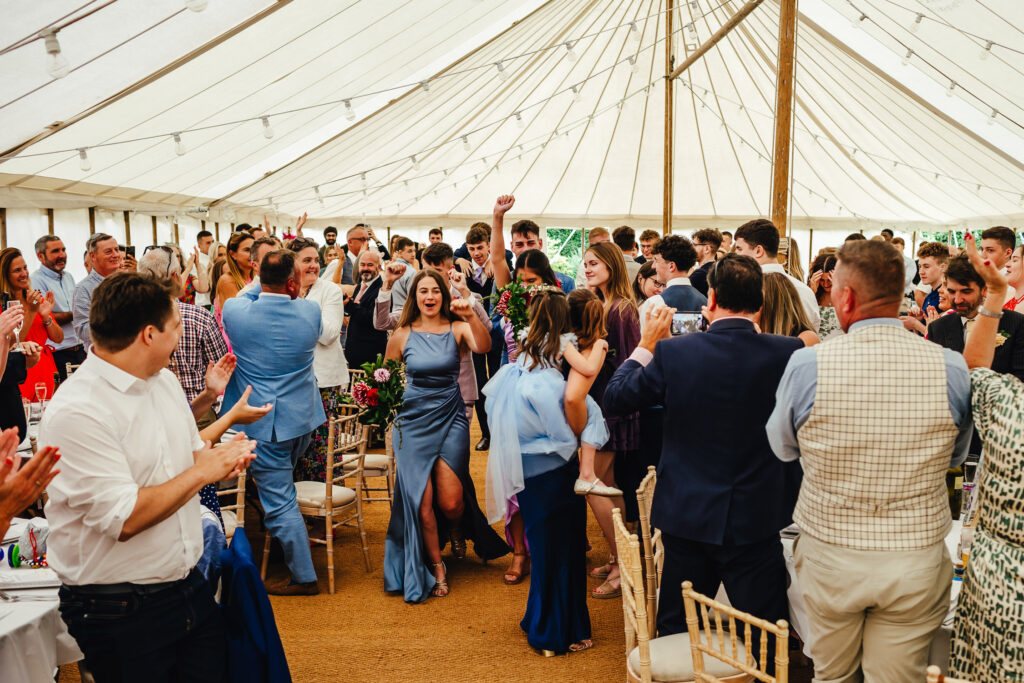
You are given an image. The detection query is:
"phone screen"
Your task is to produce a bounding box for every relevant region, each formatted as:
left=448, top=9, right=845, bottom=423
left=671, top=312, right=705, bottom=336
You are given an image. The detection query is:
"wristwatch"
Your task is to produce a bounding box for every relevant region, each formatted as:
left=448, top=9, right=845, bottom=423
left=43, top=316, right=52, bottom=326
left=978, top=306, right=1003, bottom=319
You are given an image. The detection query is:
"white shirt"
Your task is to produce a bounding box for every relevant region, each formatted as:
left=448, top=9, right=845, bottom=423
left=638, top=277, right=692, bottom=332
left=195, top=251, right=211, bottom=306
left=40, top=355, right=204, bottom=585
left=761, top=262, right=821, bottom=333
left=304, top=278, right=349, bottom=388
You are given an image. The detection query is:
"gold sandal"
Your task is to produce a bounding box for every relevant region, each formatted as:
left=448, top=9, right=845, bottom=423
left=430, top=562, right=449, bottom=598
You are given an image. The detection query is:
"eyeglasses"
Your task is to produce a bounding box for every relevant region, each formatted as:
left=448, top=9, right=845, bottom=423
left=143, top=245, right=175, bottom=277
left=350, top=236, right=369, bottom=242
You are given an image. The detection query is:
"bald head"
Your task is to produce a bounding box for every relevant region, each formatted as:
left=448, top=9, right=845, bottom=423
left=832, top=240, right=905, bottom=331
left=137, top=248, right=184, bottom=296
left=356, top=248, right=381, bottom=281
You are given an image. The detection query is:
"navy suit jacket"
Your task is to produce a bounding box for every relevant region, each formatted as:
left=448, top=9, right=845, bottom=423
left=660, top=283, right=707, bottom=311
left=604, top=318, right=803, bottom=545
left=220, top=530, right=292, bottom=682
left=221, top=290, right=326, bottom=442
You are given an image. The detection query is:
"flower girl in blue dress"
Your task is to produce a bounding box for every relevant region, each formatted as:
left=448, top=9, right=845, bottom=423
left=483, top=290, right=609, bottom=654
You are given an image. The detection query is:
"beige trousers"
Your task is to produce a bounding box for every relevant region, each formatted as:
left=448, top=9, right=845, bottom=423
left=793, top=532, right=952, bottom=683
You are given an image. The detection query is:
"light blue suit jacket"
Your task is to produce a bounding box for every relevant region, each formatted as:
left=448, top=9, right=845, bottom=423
left=221, top=290, right=325, bottom=442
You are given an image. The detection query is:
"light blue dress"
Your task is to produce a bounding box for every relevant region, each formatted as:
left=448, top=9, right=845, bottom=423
left=383, top=327, right=509, bottom=603
left=482, top=333, right=609, bottom=524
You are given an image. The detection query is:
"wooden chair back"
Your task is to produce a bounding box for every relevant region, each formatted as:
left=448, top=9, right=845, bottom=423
left=635, top=465, right=661, bottom=636
left=682, top=581, right=789, bottom=682
left=925, top=666, right=974, bottom=683
left=217, top=471, right=246, bottom=539
left=346, top=369, right=366, bottom=396
left=65, top=362, right=81, bottom=377
left=613, top=507, right=653, bottom=683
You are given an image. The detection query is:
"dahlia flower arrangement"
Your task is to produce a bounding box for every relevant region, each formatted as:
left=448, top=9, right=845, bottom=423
left=351, top=355, right=405, bottom=428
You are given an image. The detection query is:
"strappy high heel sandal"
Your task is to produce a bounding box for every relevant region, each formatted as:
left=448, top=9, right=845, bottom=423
left=503, top=553, right=530, bottom=585
left=431, top=561, right=449, bottom=598
left=449, top=528, right=467, bottom=560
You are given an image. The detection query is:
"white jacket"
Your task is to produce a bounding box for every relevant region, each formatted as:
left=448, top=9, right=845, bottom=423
left=305, top=277, right=349, bottom=388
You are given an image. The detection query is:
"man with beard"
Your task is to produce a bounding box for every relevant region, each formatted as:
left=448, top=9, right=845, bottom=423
left=33, top=235, right=84, bottom=379
left=318, top=226, right=337, bottom=268
left=344, top=249, right=388, bottom=369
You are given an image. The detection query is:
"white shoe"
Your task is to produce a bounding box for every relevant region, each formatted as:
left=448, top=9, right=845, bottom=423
left=574, top=478, right=622, bottom=497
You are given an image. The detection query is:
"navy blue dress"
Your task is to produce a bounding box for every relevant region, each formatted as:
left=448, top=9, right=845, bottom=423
left=383, top=328, right=508, bottom=603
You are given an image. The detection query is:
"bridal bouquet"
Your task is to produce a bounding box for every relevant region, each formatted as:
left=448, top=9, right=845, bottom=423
left=351, top=356, right=405, bottom=429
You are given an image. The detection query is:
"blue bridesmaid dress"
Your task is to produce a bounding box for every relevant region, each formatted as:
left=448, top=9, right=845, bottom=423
left=383, top=327, right=509, bottom=603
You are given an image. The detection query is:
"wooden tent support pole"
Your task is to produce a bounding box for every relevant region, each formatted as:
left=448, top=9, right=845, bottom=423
left=151, top=216, right=158, bottom=244
left=214, top=222, right=220, bottom=242
left=173, top=219, right=179, bottom=245
left=808, top=228, right=814, bottom=258
left=663, top=0, right=674, bottom=235
left=0, top=208, right=6, bottom=249
left=88, top=207, right=96, bottom=234
left=123, top=211, right=131, bottom=245
left=47, top=209, right=55, bottom=236
left=770, top=0, right=798, bottom=244
left=667, top=0, right=766, bottom=81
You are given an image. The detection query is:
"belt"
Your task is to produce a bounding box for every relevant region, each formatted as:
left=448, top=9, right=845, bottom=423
left=61, top=567, right=202, bottom=597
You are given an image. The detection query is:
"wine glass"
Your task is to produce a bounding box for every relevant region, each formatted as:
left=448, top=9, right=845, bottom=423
left=34, top=382, right=47, bottom=403
left=5, top=300, right=22, bottom=353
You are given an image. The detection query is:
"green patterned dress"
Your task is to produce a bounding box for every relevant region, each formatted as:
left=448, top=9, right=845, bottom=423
left=951, top=368, right=1024, bottom=682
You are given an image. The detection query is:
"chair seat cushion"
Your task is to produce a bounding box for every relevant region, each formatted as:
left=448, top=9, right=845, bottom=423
left=345, top=452, right=390, bottom=472
left=294, top=481, right=357, bottom=508
left=221, top=509, right=240, bottom=539
left=627, top=631, right=746, bottom=682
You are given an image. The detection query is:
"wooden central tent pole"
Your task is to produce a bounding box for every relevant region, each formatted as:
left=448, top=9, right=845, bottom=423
left=771, top=0, right=798, bottom=258
left=663, top=0, right=675, bottom=235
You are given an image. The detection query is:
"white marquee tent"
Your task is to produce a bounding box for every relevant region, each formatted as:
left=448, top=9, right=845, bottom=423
left=1, top=0, right=1022, bottom=280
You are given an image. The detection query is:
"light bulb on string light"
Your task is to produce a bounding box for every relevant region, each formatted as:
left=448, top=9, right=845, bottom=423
left=515, top=111, right=524, bottom=128
left=77, top=148, right=91, bottom=172
left=420, top=80, right=431, bottom=96
left=686, top=22, right=696, bottom=38
left=980, top=41, right=993, bottom=60
left=41, top=29, right=70, bottom=79
left=850, top=13, right=866, bottom=29
left=901, top=49, right=913, bottom=66
left=570, top=85, right=582, bottom=103
left=564, top=41, right=578, bottom=62
left=314, top=186, right=324, bottom=207
left=495, top=61, right=509, bottom=81
left=946, top=80, right=956, bottom=97
left=987, top=109, right=998, bottom=126
left=410, top=154, right=421, bottom=171
left=173, top=133, right=186, bottom=156
left=462, top=135, right=471, bottom=152
left=343, top=99, right=356, bottom=121
left=628, top=22, right=640, bottom=41
left=627, top=55, right=638, bottom=73
left=360, top=172, right=367, bottom=189
left=184, top=0, right=208, bottom=11
left=261, top=116, right=274, bottom=139
left=910, top=13, right=923, bottom=33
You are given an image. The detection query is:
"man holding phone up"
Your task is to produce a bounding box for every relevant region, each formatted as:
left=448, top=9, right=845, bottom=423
left=603, top=254, right=804, bottom=637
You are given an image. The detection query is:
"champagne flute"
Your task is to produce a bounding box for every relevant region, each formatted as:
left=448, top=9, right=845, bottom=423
left=34, top=382, right=47, bottom=403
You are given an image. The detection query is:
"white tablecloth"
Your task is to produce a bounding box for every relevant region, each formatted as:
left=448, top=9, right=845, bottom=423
left=0, top=520, right=82, bottom=682
left=782, top=520, right=962, bottom=668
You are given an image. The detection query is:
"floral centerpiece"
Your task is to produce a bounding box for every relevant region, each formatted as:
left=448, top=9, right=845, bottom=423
left=350, top=355, right=406, bottom=429
left=492, top=279, right=562, bottom=361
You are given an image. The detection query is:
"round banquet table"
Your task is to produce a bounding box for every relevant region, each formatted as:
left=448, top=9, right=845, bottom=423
left=0, top=582, right=83, bottom=682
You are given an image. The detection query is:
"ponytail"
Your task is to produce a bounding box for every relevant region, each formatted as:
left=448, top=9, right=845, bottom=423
left=567, top=288, right=607, bottom=350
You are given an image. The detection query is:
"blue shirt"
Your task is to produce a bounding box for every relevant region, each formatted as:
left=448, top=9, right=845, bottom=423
left=922, top=288, right=940, bottom=315
left=32, top=265, right=78, bottom=350
left=766, top=317, right=973, bottom=467
left=72, top=270, right=105, bottom=351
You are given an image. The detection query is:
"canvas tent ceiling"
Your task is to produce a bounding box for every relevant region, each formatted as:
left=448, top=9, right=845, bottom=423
left=1, top=0, right=1022, bottom=233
